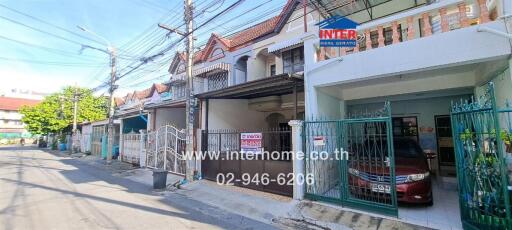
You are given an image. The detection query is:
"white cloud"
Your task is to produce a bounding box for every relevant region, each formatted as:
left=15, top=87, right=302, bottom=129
left=0, top=64, right=79, bottom=94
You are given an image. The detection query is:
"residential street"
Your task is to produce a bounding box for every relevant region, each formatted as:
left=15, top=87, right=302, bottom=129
left=0, top=146, right=276, bottom=230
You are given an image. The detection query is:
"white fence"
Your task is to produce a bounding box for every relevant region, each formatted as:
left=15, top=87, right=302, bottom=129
left=121, top=132, right=143, bottom=164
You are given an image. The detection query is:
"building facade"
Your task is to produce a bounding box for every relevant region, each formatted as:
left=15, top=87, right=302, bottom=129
left=301, top=0, right=512, bottom=229
left=111, top=0, right=512, bottom=228
left=0, top=96, right=40, bottom=143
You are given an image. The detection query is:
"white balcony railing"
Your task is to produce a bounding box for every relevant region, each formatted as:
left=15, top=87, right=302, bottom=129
left=316, top=0, right=493, bottom=62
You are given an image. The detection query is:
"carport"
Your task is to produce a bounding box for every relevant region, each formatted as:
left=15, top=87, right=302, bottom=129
left=196, top=73, right=304, bottom=196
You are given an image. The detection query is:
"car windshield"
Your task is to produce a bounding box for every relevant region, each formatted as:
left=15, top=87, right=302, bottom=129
left=393, top=139, right=424, bottom=158
left=349, top=138, right=424, bottom=159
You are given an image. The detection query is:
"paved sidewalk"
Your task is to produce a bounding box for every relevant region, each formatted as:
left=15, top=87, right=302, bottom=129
left=57, top=151, right=434, bottom=230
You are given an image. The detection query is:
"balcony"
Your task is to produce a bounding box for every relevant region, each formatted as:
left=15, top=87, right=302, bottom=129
left=316, top=0, right=496, bottom=62
left=307, top=0, right=510, bottom=87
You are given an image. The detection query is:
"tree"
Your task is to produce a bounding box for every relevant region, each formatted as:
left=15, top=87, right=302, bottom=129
left=20, top=86, right=108, bottom=135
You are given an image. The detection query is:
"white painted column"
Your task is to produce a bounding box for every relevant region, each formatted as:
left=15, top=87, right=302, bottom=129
left=303, top=33, right=319, bottom=118
left=119, top=119, right=124, bottom=158
left=289, top=120, right=304, bottom=200
left=139, top=130, right=146, bottom=167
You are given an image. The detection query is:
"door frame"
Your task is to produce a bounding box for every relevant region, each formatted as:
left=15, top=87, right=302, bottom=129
left=434, top=115, right=456, bottom=176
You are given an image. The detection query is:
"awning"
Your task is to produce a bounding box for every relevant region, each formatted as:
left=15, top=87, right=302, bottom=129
left=144, top=98, right=186, bottom=109
left=193, top=62, right=230, bottom=77
left=268, top=37, right=304, bottom=53
left=195, top=73, right=303, bottom=99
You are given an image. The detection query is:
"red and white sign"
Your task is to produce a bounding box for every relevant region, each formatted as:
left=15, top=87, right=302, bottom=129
left=313, top=136, right=326, bottom=146
left=241, top=132, right=262, bottom=154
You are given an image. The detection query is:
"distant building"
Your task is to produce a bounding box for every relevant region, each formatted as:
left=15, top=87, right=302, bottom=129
left=0, top=88, right=48, bottom=100
left=0, top=96, right=41, bottom=139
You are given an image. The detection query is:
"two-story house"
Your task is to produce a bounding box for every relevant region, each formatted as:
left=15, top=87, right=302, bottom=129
left=300, top=0, right=512, bottom=229
left=191, top=0, right=324, bottom=197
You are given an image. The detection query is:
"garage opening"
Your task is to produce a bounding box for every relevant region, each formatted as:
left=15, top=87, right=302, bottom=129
left=346, top=91, right=467, bottom=228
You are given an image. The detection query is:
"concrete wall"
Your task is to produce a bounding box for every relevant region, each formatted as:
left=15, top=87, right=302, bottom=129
left=207, top=99, right=267, bottom=130
left=205, top=96, right=305, bottom=130
left=475, top=65, right=512, bottom=108
left=152, top=107, right=186, bottom=130
left=316, top=90, right=342, bottom=119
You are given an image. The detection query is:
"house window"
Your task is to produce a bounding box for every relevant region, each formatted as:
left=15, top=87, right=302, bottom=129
left=270, top=64, right=276, bottom=76
left=392, top=117, right=419, bottom=142
left=207, top=72, right=228, bottom=91
left=172, top=83, right=186, bottom=100
left=282, top=47, right=304, bottom=73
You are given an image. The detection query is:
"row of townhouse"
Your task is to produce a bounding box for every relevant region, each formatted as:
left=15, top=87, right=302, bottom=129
left=106, top=0, right=512, bottom=229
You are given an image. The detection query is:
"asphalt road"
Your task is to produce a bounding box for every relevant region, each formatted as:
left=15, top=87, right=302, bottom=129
left=0, top=146, right=277, bottom=230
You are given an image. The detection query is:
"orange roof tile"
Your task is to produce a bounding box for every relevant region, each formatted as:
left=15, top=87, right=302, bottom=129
left=0, top=97, right=40, bottom=111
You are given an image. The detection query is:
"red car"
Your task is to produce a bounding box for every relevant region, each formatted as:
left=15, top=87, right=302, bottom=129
left=348, top=138, right=433, bottom=205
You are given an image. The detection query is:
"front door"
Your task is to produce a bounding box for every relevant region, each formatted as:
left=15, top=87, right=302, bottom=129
left=435, top=115, right=456, bottom=177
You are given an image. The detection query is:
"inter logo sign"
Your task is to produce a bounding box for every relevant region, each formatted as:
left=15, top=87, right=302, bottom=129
left=316, top=16, right=358, bottom=47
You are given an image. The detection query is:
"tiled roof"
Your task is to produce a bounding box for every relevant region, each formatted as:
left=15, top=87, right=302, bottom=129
left=227, top=16, right=280, bottom=49
left=154, top=83, right=169, bottom=93
left=114, top=97, right=125, bottom=106
left=194, top=0, right=297, bottom=61
left=0, top=97, right=40, bottom=111
left=119, top=83, right=168, bottom=104
left=135, top=88, right=152, bottom=99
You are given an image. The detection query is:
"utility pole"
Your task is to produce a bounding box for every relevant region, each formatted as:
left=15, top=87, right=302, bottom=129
left=184, top=0, right=195, bottom=181
left=157, top=0, right=195, bottom=180
left=106, top=48, right=117, bottom=164
left=78, top=25, right=116, bottom=164
left=71, top=87, right=80, bottom=153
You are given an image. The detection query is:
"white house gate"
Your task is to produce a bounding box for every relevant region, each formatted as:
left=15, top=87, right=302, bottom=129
left=145, top=125, right=187, bottom=176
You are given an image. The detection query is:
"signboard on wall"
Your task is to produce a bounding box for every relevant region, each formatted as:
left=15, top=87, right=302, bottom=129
left=316, top=16, right=358, bottom=47
left=241, top=132, right=262, bottom=154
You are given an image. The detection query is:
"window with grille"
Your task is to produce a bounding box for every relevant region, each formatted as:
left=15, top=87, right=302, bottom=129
left=207, top=72, right=228, bottom=91
left=282, top=47, right=304, bottom=73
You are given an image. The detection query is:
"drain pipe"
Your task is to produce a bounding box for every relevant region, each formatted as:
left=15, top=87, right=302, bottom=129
left=477, top=26, right=512, bottom=40
left=476, top=14, right=512, bottom=40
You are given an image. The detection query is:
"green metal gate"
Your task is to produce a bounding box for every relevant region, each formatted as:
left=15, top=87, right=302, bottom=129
left=303, top=102, right=398, bottom=216
left=451, top=82, right=512, bottom=229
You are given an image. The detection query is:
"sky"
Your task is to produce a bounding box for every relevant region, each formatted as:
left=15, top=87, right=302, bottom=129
left=0, top=0, right=287, bottom=97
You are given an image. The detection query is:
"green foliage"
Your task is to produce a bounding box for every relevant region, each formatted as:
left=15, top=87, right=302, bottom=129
left=460, top=129, right=473, bottom=141
left=500, top=130, right=511, bottom=145
left=20, top=86, right=108, bottom=135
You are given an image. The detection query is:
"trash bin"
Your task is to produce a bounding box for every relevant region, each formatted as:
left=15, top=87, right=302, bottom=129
left=152, top=169, right=167, bottom=189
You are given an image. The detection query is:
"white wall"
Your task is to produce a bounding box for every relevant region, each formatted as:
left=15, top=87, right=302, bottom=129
left=316, top=90, right=342, bottom=119
left=207, top=99, right=267, bottom=130
left=153, top=107, right=186, bottom=130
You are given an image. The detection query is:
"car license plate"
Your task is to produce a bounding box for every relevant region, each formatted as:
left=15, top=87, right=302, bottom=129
left=371, top=183, right=391, bottom=194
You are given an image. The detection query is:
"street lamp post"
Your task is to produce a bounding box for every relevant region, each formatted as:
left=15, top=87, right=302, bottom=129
left=78, top=26, right=116, bottom=164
